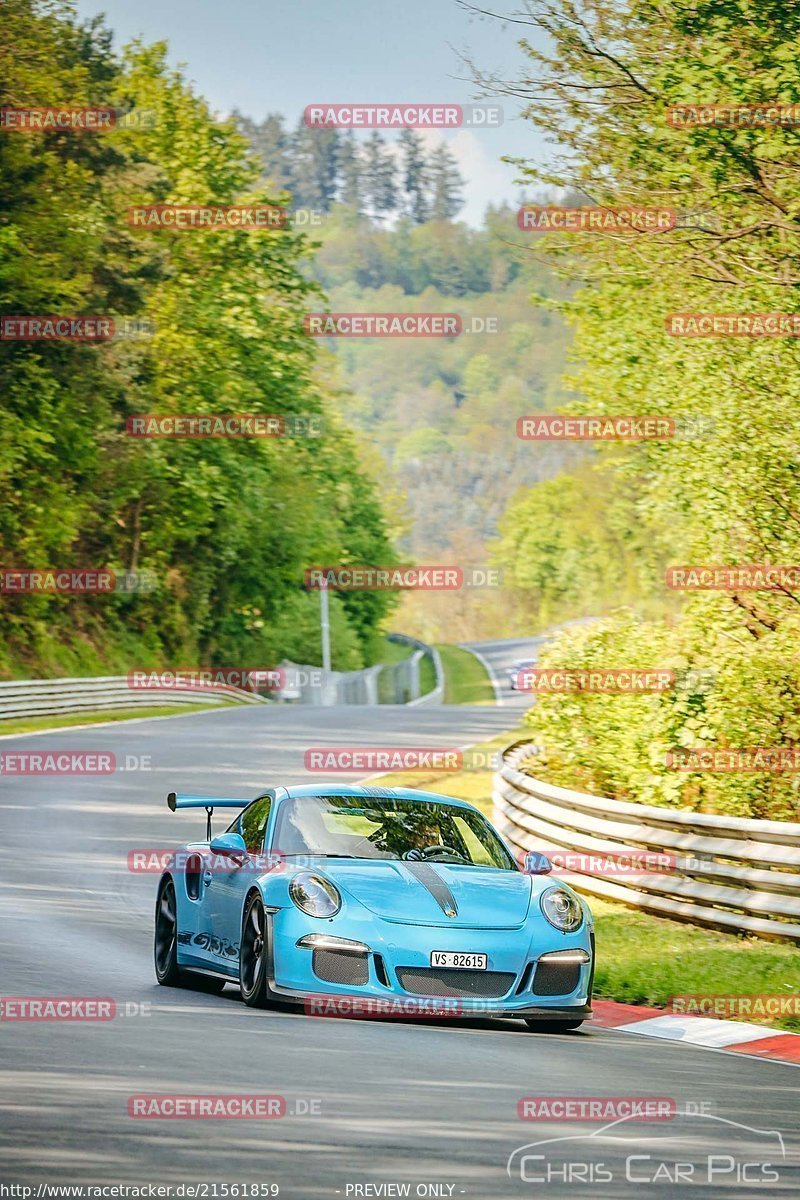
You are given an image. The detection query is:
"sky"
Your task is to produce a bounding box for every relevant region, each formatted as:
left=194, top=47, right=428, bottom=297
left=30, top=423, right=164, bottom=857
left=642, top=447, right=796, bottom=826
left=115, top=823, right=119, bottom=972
left=72, top=0, right=550, bottom=225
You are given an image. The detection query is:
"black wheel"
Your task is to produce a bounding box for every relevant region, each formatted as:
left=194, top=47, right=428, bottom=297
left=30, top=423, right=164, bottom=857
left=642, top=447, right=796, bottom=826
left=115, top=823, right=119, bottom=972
left=524, top=1019, right=584, bottom=1033
left=239, top=892, right=270, bottom=1007
left=154, top=876, right=182, bottom=986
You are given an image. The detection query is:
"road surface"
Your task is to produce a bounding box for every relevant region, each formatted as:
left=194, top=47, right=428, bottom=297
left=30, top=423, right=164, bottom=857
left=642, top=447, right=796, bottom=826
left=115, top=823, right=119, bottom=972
left=0, top=698, right=797, bottom=1197
left=460, top=635, right=551, bottom=709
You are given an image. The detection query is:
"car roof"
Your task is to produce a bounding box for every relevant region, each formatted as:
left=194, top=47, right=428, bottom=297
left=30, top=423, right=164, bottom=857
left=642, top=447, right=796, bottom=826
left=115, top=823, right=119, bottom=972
left=278, top=783, right=477, bottom=811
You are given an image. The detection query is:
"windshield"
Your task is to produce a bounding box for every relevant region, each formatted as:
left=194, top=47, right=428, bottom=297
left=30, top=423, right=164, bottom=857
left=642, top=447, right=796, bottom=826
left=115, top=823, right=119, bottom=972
left=273, top=795, right=516, bottom=869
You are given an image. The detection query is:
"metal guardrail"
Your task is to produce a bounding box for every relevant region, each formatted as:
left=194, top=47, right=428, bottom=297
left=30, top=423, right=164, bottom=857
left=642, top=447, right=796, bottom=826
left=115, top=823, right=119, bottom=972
left=276, top=635, right=443, bottom=706
left=0, top=635, right=443, bottom=720
left=494, top=741, right=800, bottom=944
left=387, top=634, right=444, bottom=706
left=0, top=676, right=268, bottom=721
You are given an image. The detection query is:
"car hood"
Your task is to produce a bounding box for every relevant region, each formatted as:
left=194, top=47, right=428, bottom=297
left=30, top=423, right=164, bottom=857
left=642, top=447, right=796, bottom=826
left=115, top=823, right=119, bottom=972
left=324, top=860, right=533, bottom=928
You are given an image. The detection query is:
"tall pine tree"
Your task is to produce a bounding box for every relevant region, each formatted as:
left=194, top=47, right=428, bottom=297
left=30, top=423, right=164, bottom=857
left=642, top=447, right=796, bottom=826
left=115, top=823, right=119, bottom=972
left=363, top=132, right=397, bottom=219
left=398, top=129, right=429, bottom=224
left=428, top=142, right=464, bottom=221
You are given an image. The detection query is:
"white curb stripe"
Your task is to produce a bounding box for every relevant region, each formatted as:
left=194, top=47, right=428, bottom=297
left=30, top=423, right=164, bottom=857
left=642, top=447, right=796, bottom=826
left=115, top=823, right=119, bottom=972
left=615, top=1015, right=783, bottom=1048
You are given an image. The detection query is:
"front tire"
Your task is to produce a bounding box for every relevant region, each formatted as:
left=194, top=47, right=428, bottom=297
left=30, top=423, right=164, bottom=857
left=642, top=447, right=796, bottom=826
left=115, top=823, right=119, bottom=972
left=524, top=1018, right=584, bottom=1033
left=239, top=892, right=270, bottom=1007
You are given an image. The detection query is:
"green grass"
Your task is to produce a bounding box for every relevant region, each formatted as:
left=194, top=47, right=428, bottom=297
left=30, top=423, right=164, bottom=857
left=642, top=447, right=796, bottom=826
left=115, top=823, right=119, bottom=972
left=367, top=725, right=800, bottom=1032
left=436, top=643, right=495, bottom=705
left=0, top=702, right=236, bottom=736
left=591, top=897, right=800, bottom=1031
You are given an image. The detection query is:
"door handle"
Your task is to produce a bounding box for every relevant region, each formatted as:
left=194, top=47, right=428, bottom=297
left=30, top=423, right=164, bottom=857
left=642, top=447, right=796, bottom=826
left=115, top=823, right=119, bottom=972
left=202, top=871, right=213, bottom=887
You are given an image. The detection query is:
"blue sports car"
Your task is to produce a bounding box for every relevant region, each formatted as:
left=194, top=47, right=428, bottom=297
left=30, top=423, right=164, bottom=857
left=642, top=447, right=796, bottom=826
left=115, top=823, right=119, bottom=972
left=154, top=784, right=594, bottom=1031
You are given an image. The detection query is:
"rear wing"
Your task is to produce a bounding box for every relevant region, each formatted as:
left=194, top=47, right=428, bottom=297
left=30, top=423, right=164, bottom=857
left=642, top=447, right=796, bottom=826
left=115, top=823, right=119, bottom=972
left=167, top=792, right=252, bottom=838
left=167, top=793, right=251, bottom=812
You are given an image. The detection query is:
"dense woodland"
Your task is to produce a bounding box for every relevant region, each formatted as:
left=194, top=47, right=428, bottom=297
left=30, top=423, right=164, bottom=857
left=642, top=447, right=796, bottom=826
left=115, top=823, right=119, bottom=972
left=0, top=0, right=397, bottom=675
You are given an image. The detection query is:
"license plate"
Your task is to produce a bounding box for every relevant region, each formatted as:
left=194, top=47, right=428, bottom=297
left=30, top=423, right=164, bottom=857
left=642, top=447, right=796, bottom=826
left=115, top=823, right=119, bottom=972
left=430, top=951, right=487, bottom=970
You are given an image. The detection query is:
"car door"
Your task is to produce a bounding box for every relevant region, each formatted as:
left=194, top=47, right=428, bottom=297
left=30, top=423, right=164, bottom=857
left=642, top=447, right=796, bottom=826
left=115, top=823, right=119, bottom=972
left=208, top=795, right=272, bottom=965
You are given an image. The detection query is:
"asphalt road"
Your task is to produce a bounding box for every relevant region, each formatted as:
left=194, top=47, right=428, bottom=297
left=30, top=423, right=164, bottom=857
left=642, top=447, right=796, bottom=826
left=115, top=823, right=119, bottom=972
left=1, top=700, right=798, bottom=1198
left=460, top=635, right=551, bottom=709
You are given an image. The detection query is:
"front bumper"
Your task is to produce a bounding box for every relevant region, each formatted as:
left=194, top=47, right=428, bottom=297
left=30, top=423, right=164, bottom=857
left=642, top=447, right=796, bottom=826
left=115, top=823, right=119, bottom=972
left=267, top=905, right=594, bottom=1018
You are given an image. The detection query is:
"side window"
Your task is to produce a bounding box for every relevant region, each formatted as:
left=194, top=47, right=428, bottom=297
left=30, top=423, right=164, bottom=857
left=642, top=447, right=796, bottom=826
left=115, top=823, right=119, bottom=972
left=240, top=796, right=272, bottom=853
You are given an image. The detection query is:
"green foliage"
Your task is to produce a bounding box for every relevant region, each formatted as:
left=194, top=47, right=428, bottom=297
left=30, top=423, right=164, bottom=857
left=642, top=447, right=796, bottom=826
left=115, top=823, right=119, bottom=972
left=484, top=0, right=800, bottom=818
left=0, top=0, right=395, bottom=676
left=525, top=612, right=800, bottom=820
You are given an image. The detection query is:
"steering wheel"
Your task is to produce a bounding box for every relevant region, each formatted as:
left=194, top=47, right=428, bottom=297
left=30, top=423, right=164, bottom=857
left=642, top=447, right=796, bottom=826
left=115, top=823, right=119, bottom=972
left=404, top=844, right=464, bottom=862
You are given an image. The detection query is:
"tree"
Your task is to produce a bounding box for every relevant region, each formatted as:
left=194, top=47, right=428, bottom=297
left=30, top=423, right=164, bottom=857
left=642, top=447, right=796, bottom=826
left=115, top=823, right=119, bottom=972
left=427, top=142, right=464, bottom=221
left=472, top=0, right=800, bottom=818
left=363, top=131, right=397, bottom=219
left=398, top=129, right=429, bottom=224
left=337, top=129, right=363, bottom=212
left=234, top=111, right=293, bottom=193
left=0, top=1, right=397, bottom=676
left=290, top=118, right=339, bottom=211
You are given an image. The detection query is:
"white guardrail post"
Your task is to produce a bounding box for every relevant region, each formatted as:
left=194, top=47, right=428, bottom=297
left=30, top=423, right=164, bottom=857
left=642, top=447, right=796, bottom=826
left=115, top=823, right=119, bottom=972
left=493, top=741, right=800, bottom=944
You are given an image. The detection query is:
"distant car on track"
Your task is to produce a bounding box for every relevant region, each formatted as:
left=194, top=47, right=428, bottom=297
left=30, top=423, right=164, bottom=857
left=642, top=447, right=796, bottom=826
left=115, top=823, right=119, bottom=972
left=155, top=785, right=594, bottom=1031
left=509, top=658, right=537, bottom=690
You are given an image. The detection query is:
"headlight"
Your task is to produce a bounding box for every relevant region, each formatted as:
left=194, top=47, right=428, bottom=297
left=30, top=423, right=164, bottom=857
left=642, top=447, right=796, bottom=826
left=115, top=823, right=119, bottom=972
left=540, top=887, right=583, bottom=932
left=289, top=872, right=341, bottom=918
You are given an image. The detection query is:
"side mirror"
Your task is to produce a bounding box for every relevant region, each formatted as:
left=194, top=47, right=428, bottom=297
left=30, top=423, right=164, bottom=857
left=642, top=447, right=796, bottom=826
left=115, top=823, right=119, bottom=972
left=523, top=851, right=552, bottom=875
left=209, top=832, right=248, bottom=861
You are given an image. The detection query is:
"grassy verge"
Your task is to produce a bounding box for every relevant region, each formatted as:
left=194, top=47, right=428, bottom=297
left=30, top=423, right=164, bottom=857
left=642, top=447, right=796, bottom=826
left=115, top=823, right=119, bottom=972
left=590, top=897, right=799, bottom=1031
left=435, top=643, right=495, bottom=705
left=367, top=726, right=800, bottom=1033
left=0, top=702, right=237, bottom=736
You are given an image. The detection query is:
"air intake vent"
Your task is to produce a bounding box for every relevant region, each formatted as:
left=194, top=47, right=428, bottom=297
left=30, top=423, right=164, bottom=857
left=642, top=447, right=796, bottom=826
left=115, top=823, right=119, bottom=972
left=532, top=960, right=581, bottom=996
left=396, top=967, right=514, bottom=999
left=312, top=949, right=369, bottom=986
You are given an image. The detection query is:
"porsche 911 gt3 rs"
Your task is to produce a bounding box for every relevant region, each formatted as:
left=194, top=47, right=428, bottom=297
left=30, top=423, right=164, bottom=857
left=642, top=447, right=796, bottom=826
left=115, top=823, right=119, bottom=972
left=154, top=784, right=594, bottom=1031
